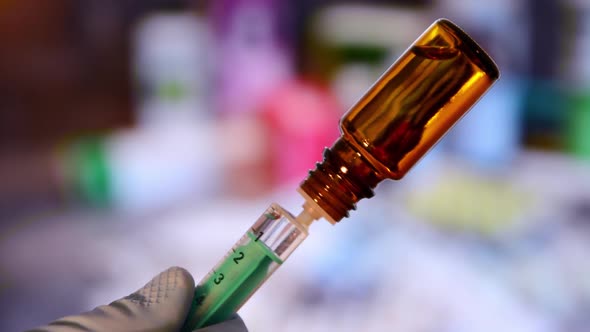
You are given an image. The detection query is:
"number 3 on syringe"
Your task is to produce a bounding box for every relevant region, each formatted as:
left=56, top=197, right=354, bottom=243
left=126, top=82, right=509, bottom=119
left=213, top=273, right=224, bottom=285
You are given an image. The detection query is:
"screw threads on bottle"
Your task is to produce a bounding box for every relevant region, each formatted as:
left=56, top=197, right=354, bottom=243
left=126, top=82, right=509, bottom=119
left=299, top=138, right=382, bottom=222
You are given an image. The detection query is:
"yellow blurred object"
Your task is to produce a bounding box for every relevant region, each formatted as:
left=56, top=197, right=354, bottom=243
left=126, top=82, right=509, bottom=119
left=406, top=173, right=533, bottom=235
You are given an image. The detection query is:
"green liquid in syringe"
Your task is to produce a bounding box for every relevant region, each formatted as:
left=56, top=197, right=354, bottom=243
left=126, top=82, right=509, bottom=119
left=184, top=231, right=283, bottom=330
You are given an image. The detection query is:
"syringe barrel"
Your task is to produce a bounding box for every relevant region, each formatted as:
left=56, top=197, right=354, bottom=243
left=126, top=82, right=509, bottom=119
left=182, top=204, right=307, bottom=330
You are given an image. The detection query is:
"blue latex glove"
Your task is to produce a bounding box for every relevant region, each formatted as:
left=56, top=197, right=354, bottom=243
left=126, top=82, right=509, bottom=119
left=27, top=267, right=247, bottom=332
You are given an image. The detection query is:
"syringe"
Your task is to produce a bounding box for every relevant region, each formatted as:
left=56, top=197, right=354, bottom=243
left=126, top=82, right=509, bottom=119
left=182, top=204, right=318, bottom=329
left=182, top=18, right=500, bottom=331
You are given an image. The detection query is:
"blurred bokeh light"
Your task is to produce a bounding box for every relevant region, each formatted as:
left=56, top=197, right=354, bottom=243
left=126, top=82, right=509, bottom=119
left=1, top=0, right=589, bottom=331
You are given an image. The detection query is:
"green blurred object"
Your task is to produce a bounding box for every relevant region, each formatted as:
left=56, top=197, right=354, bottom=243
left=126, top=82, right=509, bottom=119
left=158, top=80, right=188, bottom=102
left=69, top=137, right=111, bottom=206
left=567, top=91, right=590, bottom=159
left=339, top=45, right=388, bottom=65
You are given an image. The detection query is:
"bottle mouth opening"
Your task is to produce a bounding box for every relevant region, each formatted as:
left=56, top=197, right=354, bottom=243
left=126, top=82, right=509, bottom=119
left=436, top=18, right=500, bottom=80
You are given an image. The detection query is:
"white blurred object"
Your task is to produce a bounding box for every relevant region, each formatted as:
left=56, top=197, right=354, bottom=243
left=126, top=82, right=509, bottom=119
left=133, top=12, right=211, bottom=126
left=105, top=122, right=221, bottom=214
left=331, top=63, right=379, bottom=112
left=314, top=5, right=428, bottom=49
left=367, top=226, right=553, bottom=332
left=60, top=122, right=222, bottom=215
left=448, top=76, right=522, bottom=170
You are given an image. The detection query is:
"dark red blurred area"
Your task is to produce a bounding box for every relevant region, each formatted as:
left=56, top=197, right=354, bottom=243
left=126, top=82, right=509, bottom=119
left=0, top=0, right=133, bottom=150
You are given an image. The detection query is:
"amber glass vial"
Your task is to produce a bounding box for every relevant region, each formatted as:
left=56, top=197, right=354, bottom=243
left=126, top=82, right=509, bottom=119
left=299, top=19, right=500, bottom=223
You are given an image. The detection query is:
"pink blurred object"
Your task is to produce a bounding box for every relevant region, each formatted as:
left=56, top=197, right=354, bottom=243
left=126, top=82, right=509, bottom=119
left=260, top=80, right=342, bottom=185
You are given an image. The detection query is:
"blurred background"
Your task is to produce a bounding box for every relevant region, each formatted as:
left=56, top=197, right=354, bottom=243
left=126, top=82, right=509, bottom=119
left=1, top=0, right=590, bottom=331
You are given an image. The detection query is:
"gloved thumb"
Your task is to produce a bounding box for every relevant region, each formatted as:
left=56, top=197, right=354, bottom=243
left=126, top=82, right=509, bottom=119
left=27, top=267, right=247, bottom=332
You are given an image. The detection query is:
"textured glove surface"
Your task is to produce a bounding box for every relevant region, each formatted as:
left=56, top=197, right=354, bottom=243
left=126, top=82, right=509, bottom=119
left=27, top=267, right=247, bottom=332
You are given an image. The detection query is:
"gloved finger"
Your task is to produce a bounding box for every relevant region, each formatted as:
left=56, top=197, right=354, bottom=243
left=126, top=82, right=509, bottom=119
left=28, top=267, right=195, bottom=332
left=194, top=314, right=247, bottom=332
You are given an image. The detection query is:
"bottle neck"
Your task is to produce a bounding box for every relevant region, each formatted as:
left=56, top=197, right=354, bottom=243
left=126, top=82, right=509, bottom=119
left=298, top=137, right=383, bottom=223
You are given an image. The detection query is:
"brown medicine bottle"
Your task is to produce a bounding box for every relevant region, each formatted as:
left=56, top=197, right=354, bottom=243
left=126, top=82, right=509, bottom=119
left=298, top=19, right=500, bottom=223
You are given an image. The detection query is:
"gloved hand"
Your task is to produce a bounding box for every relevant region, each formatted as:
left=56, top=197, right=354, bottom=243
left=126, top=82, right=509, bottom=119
left=27, top=267, right=248, bottom=332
